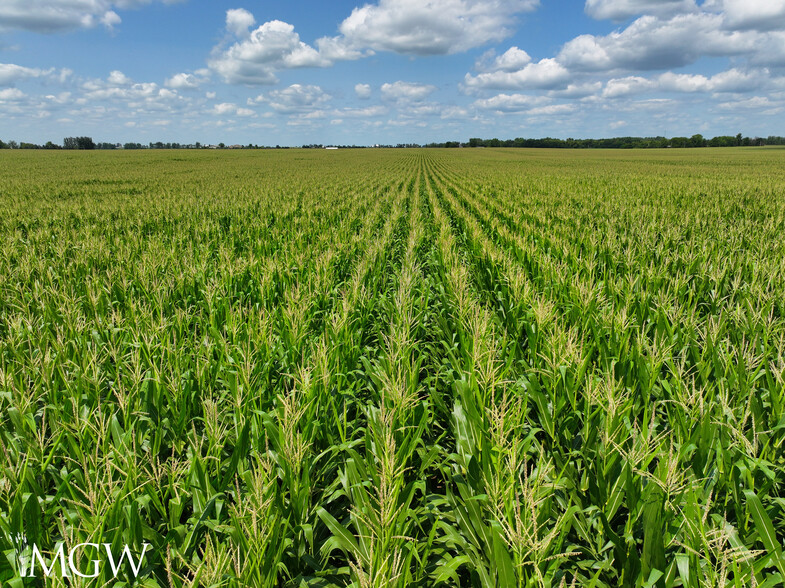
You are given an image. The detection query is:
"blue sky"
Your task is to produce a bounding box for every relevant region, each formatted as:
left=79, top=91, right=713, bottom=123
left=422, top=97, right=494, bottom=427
left=2, top=0, right=785, bottom=145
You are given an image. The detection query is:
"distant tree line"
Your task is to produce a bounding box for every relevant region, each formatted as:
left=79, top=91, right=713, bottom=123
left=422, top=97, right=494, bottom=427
left=1, top=134, right=782, bottom=150
left=434, top=134, right=771, bottom=149
left=62, top=136, right=96, bottom=150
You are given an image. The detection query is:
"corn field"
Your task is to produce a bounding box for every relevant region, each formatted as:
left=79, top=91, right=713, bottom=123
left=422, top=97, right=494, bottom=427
left=0, top=147, right=784, bottom=587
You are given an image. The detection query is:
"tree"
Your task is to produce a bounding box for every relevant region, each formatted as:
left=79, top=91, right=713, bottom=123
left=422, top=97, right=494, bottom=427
left=688, top=134, right=706, bottom=147
left=63, top=136, right=95, bottom=150
left=7, top=140, right=18, bottom=149
left=0, top=139, right=6, bottom=149
left=709, top=136, right=735, bottom=147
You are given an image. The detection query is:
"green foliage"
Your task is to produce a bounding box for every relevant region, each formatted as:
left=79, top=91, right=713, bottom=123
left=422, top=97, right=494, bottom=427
left=0, top=147, right=783, bottom=586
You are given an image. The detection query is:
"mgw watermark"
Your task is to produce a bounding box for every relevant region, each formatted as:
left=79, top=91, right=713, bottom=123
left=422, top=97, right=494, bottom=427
left=18, top=543, right=150, bottom=578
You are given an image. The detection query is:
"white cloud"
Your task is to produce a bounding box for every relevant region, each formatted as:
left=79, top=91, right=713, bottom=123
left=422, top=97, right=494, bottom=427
left=314, top=36, right=366, bottom=62
left=82, top=78, right=158, bottom=100
left=717, top=95, right=782, bottom=111
left=107, top=70, right=131, bottom=85
left=550, top=81, right=603, bottom=97
left=0, top=87, right=25, bottom=100
left=381, top=81, right=437, bottom=101
left=57, top=69, right=74, bottom=83
left=45, top=92, right=71, bottom=104
left=585, top=0, right=697, bottom=21
left=259, top=84, right=332, bottom=113
left=355, top=83, right=372, bottom=99
left=605, top=97, right=676, bottom=112
left=226, top=8, right=255, bottom=37
left=602, top=76, right=655, bottom=97
left=335, top=105, right=388, bottom=117
left=440, top=105, right=469, bottom=118
left=101, top=10, right=120, bottom=29
left=557, top=13, right=760, bottom=72
left=477, top=46, right=532, bottom=72
left=0, top=0, right=178, bottom=34
left=338, top=0, right=539, bottom=56
left=658, top=68, right=766, bottom=92
left=209, top=11, right=363, bottom=85
left=0, top=62, right=54, bottom=85
left=165, top=70, right=210, bottom=89
left=400, top=103, right=442, bottom=116
left=713, top=0, right=785, bottom=31
left=210, top=19, right=326, bottom=84
left=464, top=58, right=570, bottom=90
left=527, top=103, right=576, bottom=115
left=473, top=93, right=549, bottom=112
left=213, top=102, right=237, bottom=115
left=600, top=68, right=772, bottom=98
left=69, top=73, right=194, bottom=123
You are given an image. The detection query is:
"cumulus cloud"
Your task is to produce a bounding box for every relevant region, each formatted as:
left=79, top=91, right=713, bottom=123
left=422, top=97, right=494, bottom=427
left=338, top=0, right=539, bottom=56
left=253, top=84, right=332, bottom=113
left=314, top=36, right=366, bottom=62
left=355, top=83, right=372, bottom=98
left=599, top=68, right=773, bottom=98
left=658, top=68, right=768, bottom=92
left=475, top=47, right=532, bottom=72
left=717, top=95, right=783, bottom=111
left=399, top=102, right=442, bottom=116
left=527, top=103, right=577, bottom=115
left=602, top=75, right=654, bottom=97
left=210, top=19, right=325, bottom=84
left=165, top=69, right=210, bottom=89
left=381, top=81, right=437, bottom=101
left=0, top=87, right=25, bottom=100
left=585, top=0, right=697, bottom=21
left=213, top=102, right=237, bottom=115
left=209, top=11, right=362, bottom=85
left=78, top=72, right=190, bottom=118
left=210, top=0, right=543, bottom=84
left=107, top=70, right=132, bottom=85
left=464, top=58, right=570, bottom=90
left=550, top=81, right=603, bottom=97
left=710, top=0, right=785, bottom=31
left=440, top=105, right=469, bottom=119
left=208, top=102, right=254, bottom=117
left=0, top=67, right=199, bottom=132
left=336, top=105, right=388, bottom=117
left=0, top=0, right=178, bottom=34
left=0, top=62, right=54, bottom=85
left=226, top=8, right=255, bottom=37
left=473, top=93, right=549, bottom=112
left=557, top=13, right=760, bottom=72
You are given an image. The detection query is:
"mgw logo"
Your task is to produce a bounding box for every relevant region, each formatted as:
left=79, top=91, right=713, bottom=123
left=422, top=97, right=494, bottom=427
left=20, top=543, right=150, bottom=578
